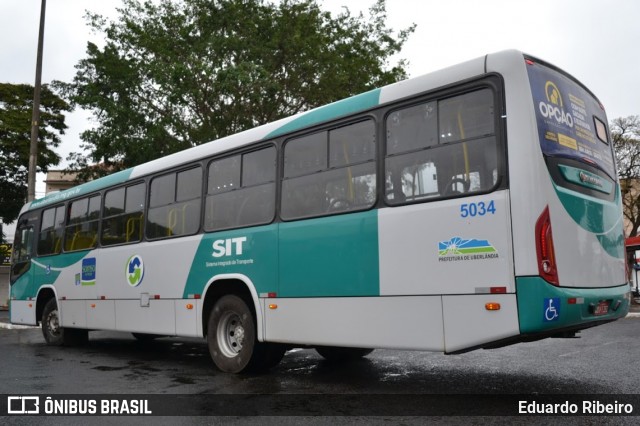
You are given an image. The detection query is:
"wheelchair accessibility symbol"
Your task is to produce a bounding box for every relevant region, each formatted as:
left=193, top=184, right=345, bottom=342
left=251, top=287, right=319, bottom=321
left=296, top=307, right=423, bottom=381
left=544, top=298, right=560, bottom=322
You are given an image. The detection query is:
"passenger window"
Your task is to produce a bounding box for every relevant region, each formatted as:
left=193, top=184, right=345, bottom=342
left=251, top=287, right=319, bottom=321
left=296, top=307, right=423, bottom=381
left=281, top=120, right=376, bottom=220
left=439, top=90, right=495, bottom=142
left=385, top=89, right=498, bottom=204
left=64, top=195, right=101, bottom=251
left=205, top=146, right=276, bottom=231
left=178, top=167, right=204, bottom=202
left=284, top=132, right=326, bottom=178
left=207, top=156, right=240, bottom=194
left=149, top=173, right=176, bottom=207
left=329, top=120, right=376, bottom=167
left=102, top=182, right=146, bottom=246
left=38, top=205, right=65, bottom=256
left=243, top=148, right=277, bottom=187
left=147, top=167, right=202, bottom=239
left=387, top=101, right=437, bottom=155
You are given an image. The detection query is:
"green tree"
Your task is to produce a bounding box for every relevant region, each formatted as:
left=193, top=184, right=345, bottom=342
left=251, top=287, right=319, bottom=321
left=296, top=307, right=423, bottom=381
left=611, top=115, right=640, bottom=236
left=56, top=0, right=415, bottom=180
left=0, top=83, right=69, bottom=224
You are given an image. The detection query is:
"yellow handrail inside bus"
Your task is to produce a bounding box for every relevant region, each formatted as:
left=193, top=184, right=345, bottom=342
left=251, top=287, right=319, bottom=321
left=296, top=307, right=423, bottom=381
left=126, top=215, right=142, bottom=242
left=167, top=208, right=178, bottom=236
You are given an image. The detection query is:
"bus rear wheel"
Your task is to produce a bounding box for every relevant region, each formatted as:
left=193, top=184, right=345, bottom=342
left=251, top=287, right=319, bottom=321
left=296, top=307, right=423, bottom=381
left=316, top=346, right=374, bottom=362
left=207, top=294, right=285, bottom=373
left=41, top=298, right=88, bottom=346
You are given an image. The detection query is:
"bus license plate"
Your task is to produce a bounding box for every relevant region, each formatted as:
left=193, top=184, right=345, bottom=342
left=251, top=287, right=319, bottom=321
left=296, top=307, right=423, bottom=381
left=594, top=301, right=609, bottom=316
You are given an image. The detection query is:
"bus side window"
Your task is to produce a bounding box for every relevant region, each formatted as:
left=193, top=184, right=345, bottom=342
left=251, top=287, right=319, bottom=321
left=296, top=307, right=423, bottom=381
left=11, top=225, right=34, bottom=281
left=281, top=132, right=327, bottom=219
left=281, top=120, right=376, bottom=220
left=64, top=195, right=101, bottom=251
left=176, top=167, right=202, bottom=235
left=385, top=89, right=498, bottom=204
left=147, top=168, right=202, bottom=239
left=206, top=155, right=242, bottom=230
left=38, top=205, right=65, bottom=256
left=205, top=146, right=276, bottom=232
left=102, top=182, right=146, bottom=246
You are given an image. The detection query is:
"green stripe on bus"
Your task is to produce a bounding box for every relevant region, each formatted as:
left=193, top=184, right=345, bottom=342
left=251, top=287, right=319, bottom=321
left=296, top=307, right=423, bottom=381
left=184, top=224, right=279, bottom=298
left=183, top=210, right=380, bottom=298
left=12, top=251, right=90, bottom=299
left=265, top=89, right=382, bottom=139
left=553, top=182, right=625, bottom=258
left=278, top=210, right=379, bottom=297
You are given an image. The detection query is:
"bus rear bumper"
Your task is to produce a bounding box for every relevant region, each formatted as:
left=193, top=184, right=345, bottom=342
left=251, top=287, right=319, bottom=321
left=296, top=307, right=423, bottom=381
left=515, top=277, right=630, bottom=334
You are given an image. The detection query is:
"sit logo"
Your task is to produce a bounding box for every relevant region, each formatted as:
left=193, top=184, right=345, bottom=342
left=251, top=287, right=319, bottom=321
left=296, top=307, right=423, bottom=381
left=212, top=237, right=247, bottom=258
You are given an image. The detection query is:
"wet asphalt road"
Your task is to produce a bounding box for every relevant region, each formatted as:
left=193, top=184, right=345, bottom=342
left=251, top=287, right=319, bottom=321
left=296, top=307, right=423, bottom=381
left=1, top=311, right=640, bottom=424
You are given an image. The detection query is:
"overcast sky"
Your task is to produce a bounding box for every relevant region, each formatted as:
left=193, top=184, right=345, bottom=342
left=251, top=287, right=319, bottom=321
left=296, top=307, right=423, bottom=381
left=1, top=0, right=639, bottom=197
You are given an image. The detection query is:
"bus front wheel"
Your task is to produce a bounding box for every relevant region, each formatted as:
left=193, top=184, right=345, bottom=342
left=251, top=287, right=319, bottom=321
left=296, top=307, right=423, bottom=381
left=41, top=298, right=88, bottom=346
left=207, top=294, right=285, bottom=373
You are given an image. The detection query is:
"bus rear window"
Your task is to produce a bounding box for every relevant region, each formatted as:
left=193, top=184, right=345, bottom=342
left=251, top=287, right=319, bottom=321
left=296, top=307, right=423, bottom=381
left=526, top=60, right=615, bottom=180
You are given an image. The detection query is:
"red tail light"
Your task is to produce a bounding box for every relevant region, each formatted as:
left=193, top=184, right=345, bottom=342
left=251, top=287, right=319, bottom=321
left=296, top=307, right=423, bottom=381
left=535, top=206, right=559, bottom=285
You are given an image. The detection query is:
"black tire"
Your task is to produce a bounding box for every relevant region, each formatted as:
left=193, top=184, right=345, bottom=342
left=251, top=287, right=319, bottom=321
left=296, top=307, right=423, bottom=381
left=316, top=346, right=374, bottom=362
left=41, top=298, right=88, bottom=346
left=207, top=294, right=285, bottom=373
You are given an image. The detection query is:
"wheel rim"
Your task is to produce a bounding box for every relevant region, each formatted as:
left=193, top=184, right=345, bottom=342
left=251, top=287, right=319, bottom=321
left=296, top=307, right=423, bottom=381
left=216, top=311, right=245, bottom=358
left=46, top=309, right=60, bottom=336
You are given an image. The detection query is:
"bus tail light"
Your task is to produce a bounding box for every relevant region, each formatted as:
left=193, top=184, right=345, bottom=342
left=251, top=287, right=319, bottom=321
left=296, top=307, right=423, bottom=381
left=535, top=206, right=559, bottom=286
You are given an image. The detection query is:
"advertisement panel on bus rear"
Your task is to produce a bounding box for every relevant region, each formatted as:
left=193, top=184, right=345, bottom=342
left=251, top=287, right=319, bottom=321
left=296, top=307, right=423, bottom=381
left=527, top=62, right=615, bottom=179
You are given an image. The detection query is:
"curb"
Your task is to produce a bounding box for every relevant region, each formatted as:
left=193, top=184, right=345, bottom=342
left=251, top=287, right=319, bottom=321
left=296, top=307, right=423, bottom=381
left=0, top=322, right=37, bottom=330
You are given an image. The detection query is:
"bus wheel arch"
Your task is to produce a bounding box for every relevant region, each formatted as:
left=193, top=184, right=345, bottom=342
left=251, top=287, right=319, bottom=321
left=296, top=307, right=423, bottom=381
left=37, top=288, right=88, bottom=346
left=201, top=278, right=257, bottom=339
left=36, top=287, right=56, bottom=326
left=201, top=277, right=285, bottom=373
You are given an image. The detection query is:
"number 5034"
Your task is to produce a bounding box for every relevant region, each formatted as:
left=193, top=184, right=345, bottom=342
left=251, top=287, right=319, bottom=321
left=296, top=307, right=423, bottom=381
left=460, top=200, right=496, bottom=218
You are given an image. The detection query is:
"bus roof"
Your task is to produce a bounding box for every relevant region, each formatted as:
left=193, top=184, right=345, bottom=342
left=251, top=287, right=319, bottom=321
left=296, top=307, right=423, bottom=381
left=22, top=49, right=525, bottom=214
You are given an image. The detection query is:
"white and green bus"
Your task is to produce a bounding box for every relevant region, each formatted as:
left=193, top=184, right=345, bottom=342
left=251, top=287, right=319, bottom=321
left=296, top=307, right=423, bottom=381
left=9, top=50, right=629, bottom=373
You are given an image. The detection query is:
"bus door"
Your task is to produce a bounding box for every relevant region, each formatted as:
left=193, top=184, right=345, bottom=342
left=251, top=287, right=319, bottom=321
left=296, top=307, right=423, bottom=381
left=10, top=211, right=39, bottom=324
